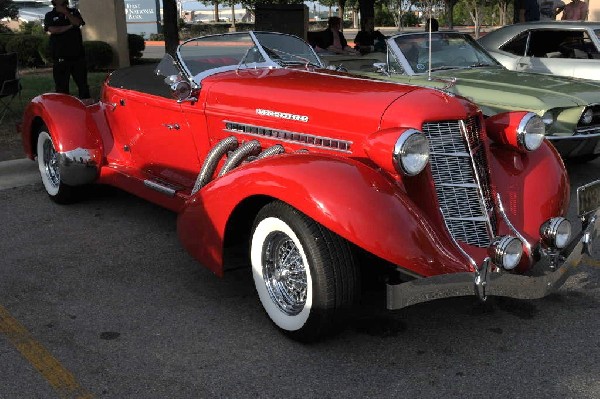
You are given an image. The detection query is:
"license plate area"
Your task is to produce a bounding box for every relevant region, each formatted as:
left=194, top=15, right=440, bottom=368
left=577, top=179, right=600, bottom=217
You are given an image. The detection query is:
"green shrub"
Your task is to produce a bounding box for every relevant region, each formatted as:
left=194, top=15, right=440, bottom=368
left=5, top=34, right=45, bottom=66
left=18, top=21, right=45, bottom=36
left=231, top=23, right=254, bottom=32
left=180, top=23, right=232, bottom=39
left=84, top=41, right=113, bottom=70
left=0, top=24, right=13, bottom=34
left=128, top=33, right=145, bottom=61
left=37, top=35, right=52, bottom=65
left=0, top=33, right=16, bottom=53
left=148, top=33, right=164, bottom=41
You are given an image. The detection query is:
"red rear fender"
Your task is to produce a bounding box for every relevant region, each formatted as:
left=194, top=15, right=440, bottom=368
left=21, top=93, right=106, bottom=160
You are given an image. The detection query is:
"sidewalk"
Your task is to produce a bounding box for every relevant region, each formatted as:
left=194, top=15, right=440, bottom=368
left=0, top=158, right=39, bottom=191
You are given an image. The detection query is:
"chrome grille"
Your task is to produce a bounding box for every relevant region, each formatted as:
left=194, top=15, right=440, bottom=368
left=422, top=117, right=495, bottom=247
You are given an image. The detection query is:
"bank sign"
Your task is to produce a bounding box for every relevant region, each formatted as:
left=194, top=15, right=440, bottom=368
left=124, top=0, right=160, bottom=23
left=124, top=0, right=160, bottom=37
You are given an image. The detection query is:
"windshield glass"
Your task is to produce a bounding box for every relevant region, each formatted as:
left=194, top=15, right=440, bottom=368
left=253, top=32, right=322, bottom=67
left=391, top=32, right=500, bottom=74
left=595, top=29, right=600, bottom=42
left=178, top=33, right=255, bottom=78
left=177, top=31, right=322, bottom=82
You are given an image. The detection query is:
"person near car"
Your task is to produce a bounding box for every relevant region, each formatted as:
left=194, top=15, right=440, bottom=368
left=515, top=0, right=541, bottom=22
left=539, top=0, right=566, bottom=20
left=315, top=16, right=358, bottom=55
left=44, top=0, right=90, bottom=100
left=561, top=0, right=589, bottom=20
left=354, top=16, right=387, bottom=54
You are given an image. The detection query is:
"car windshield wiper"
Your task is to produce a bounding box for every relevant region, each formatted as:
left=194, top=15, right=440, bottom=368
left=468, top=63, right=495, bottom=68
left=429, top=66, right=460, bottom=72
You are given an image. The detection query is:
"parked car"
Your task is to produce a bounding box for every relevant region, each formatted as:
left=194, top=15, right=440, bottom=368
left=321, top=31, right=600, bottom=162
left=478, top=21, right=600, bottom=81
left=20, top=31, right=600, bottom=341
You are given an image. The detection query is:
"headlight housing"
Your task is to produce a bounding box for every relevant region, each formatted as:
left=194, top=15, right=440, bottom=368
left=541, top=110, right=555, bottom=126
left=517, top=113, right=545, bottom=151
left=488, top=236, right=523, bottom=270
left=540, top=217, right=572, bottom=249
left=393, top=129, right=430, bottom=176
left=580, top=108, right=594, bottom=125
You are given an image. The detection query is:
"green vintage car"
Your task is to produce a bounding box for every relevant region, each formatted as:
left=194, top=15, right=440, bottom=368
left=320, top=31, right=600, bottom=161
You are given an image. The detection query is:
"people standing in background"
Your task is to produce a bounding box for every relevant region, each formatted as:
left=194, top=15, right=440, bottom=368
left=515, top=0, right=541, bottom=22
left=539, top=0, right=566, bottom=20
left=315, top=17, right=358, bottom=55
left=44, top=0, right=91, bottom=100
left=562, top=0, right=589, bottom=20
left=424, top=17, right=439, bottom=32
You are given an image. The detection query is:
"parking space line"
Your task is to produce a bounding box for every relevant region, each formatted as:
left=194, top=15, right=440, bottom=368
left=0, top=305, right=93, bottom=399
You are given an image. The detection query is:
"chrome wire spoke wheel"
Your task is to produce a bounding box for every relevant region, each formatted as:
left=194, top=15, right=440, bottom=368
left=262, top=231, right=307, bottom=316
left=36, top=128, right=74, bottom=203
left=251, top=201, right=358, bottom=342
left=42, top=136, right=60, bottom=189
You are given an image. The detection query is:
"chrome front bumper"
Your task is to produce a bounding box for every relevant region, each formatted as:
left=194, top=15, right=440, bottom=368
left=386, top=208, right=600, bottom=310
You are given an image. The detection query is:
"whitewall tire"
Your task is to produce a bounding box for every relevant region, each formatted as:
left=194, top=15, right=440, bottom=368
left=250, top=201, right=359, bottom=342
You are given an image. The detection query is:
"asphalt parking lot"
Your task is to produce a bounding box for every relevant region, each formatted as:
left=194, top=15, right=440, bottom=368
left=1, top=156, right=599, bottom=398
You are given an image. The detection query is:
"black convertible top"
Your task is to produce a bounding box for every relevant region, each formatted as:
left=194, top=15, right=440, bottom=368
left=107, top=63, right=173, bottom=99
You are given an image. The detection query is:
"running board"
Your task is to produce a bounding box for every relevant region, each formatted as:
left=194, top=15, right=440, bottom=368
left=144, top=179, right=176, bottom=197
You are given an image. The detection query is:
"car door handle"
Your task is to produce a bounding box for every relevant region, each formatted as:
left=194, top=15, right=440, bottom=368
left=162, top=123, right=180, bottom=130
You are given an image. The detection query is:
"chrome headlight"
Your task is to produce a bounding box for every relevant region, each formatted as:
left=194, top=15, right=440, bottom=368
left=517, top=113, right=545, bottom=151
left=540, top=217, right=572, bottom=249
left=393, top=129, right=430, bottom=176
left=580, top=108, right=593, bottom=125
left=488, top=236, right=523, bottom=270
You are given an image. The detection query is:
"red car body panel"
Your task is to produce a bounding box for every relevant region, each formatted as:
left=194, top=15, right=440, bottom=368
left=19, top=60, right=570, bottom=280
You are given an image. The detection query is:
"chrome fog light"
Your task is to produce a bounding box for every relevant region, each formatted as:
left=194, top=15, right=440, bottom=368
left=393, top=129, right=430, bottom=176
left=580, top=108, right=593, bottom=125
left=540, top=217, right=572, bottom=249
left=517, top=113, right=545, bottom=151
left=488, top=236, right=523, bottom=270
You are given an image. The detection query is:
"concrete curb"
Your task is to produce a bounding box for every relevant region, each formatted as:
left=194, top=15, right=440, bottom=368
left=0, top=158, right=39, bottom=191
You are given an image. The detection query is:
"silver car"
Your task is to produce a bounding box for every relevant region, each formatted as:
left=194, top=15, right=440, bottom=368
left=478, top=21, right=600, bottom=80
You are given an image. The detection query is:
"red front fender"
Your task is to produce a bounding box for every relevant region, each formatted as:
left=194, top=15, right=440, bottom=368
left=177, top=154, right=469, bottom=277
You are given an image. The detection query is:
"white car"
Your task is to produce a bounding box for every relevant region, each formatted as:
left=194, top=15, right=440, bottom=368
left=478, top=21, right=600, bottom=80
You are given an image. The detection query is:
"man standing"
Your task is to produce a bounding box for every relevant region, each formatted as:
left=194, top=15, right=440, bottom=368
left=515, top=0, right=541, bottom=22
left=44, top=0, right=90, bottom=100
left=539, top=0, right=566, bottom=20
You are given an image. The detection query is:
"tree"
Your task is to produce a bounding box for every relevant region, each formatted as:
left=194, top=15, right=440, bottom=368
left=441, top=0, right=459, bottom=29
left=0, top=0, right=18, bottom=20
left=163, top=0, right=180, bottom=56
left=201, top=0, right=221, bottom=22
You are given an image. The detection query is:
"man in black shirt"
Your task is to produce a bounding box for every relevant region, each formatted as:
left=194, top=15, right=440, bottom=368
left=44, top=0, right=90, bottom=99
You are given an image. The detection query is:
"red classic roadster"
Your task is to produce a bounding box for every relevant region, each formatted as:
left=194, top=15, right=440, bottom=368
left=20, top=32, right=600, bottom=341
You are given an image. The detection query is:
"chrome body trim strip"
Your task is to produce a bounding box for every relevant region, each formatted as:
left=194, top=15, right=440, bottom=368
left=144, top=180, right=176, bottom=197
left=223, top=121, right=353, bottom=152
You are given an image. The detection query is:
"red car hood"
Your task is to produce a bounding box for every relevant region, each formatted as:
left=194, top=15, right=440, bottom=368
left=201, top=68, right=420, bottom=141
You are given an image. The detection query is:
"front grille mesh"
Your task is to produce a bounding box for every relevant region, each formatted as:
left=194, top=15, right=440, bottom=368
left=422, top=117, right=495, bottom=247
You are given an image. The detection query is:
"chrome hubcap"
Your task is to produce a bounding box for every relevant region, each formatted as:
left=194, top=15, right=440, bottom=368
left=43, top=137, right=60, bottom=188
left=262, top=231, right=307, bottom=316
